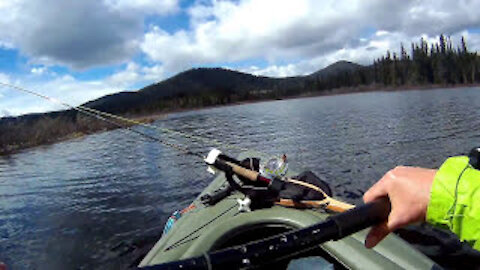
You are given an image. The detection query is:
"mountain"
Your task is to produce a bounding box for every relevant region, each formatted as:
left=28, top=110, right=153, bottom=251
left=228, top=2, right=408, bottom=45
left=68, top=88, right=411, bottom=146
left=83, top=61, right=362, bottom=114
left=2, top=61, right=363, bottom=121
left=309, top=60, right=363, bottom=79
left=84, top=68, right=280, bottom=113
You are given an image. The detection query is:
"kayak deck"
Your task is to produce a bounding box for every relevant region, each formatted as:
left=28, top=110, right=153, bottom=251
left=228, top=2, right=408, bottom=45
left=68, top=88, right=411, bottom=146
left=139, top=151, right=437, bottom=269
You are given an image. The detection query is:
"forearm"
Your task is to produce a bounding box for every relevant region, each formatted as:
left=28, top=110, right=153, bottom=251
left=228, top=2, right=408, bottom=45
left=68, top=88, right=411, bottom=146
left=427, top=156, right=480, bottom=250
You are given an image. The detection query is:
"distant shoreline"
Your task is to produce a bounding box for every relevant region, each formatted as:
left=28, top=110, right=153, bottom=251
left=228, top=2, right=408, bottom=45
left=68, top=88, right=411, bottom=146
left=152, top=83, right=480, bottom=115
left=1, top=83, right=479, bottom=157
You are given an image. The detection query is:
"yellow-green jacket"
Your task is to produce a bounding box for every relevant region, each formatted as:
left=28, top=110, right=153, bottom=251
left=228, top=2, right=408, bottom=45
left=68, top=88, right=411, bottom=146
left=427, top=156, right=480, bottom=251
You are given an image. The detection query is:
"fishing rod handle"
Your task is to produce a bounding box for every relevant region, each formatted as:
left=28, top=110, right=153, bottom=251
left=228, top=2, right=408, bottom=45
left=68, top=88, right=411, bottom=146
left=215, top=153, right=260, bottom=181
left=209, top=152, right=271, bottom=184
left=205, top=150, right=258, bottom=180
left=328, top=197, right=391, bottom=239
left=224, top=161, right=259, bottom=181
left=207, top=153, right=258, bottom=181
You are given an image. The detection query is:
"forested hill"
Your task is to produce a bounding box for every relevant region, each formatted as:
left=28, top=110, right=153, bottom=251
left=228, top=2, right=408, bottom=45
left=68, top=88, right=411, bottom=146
left=1, top=34, right=480, bottom=155
left=309, top=61, right=364, bottom=78
left=83, top=60, right=365, bottom=115
left=83, top=67, right=313, bottom=114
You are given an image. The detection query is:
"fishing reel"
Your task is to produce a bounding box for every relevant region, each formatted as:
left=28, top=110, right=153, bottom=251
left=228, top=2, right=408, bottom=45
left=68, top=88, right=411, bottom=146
left=260, top=154, right=289, bottom=179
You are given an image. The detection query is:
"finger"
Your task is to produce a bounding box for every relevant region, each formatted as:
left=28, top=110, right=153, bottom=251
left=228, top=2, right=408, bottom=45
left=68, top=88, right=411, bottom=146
left=364, top=221, right=391, bottom=248
left=363, top=172, right=391, bottom=203
left=386, top=204, right=409, bottom=231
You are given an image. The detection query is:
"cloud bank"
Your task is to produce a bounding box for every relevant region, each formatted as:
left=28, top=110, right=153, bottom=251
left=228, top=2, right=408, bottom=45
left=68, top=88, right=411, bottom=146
left=141, top=0, right=480, bottom=75
left=0, top=0, right=179, bottom=69
left=1, top=0, right=480, bottom=115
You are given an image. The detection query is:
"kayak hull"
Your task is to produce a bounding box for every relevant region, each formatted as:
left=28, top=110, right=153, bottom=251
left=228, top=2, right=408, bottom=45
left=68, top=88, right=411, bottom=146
left=140, top=152, right=437, bottom=269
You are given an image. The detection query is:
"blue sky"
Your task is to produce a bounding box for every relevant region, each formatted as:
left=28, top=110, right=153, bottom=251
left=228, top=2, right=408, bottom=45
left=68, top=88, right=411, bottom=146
left=1, top=0, right=480, bottom=117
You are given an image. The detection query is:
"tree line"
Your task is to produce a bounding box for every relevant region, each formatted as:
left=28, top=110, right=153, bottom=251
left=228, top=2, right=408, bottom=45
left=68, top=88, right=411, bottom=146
left=302, top=35, right=480, bottom=92
left=373, top=35, right=479, bottom=86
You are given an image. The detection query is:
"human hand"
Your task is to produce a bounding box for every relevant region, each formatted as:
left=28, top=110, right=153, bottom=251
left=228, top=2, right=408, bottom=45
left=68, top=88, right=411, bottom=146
left=363, top=166, right=437, bottom=248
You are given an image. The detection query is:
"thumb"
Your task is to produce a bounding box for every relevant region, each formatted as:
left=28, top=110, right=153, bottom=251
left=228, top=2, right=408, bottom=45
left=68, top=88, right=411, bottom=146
left=364, top=221, right=391, bottom=248
left=386, top=204, right=409, bottom=231
left=365, top=200, right=406, bottom=248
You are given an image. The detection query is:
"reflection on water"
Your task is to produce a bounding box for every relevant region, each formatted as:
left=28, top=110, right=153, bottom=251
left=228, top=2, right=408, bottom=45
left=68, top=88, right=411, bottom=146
left=1, top=87, right=480, bottom=269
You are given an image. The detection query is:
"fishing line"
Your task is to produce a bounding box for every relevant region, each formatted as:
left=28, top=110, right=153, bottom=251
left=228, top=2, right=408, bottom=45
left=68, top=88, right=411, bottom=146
left=1, top=82, right=337, bottom=198
left=2, top=82, right=321, bottom=194
left=0, top=82, right=255, bottom=158
left=0, top=82, right=206, bottom=158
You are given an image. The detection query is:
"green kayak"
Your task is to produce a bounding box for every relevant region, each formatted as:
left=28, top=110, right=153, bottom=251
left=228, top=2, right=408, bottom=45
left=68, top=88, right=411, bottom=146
left=139, top=151, right=438, bottom=269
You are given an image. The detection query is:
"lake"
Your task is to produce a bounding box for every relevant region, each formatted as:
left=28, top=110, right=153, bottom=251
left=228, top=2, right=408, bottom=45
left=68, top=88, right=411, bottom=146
left=1, top=87, right=480, bottom=269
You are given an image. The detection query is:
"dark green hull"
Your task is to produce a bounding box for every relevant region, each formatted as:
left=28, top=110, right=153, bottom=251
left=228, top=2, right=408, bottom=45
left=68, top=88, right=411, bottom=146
left=140, top=152, right=437, bottom=269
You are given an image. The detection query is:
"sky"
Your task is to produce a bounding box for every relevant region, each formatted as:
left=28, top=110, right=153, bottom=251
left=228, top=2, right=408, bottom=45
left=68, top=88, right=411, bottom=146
left=1, top=0, right=480, bottom=117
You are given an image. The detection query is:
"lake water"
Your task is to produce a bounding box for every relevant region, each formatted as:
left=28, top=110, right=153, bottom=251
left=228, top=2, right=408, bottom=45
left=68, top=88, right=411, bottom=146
left=1, top=88, right=480, bottom=269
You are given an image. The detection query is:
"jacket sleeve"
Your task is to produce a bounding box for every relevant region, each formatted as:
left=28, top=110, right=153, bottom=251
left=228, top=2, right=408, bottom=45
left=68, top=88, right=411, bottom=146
left=426, top=156, right=480, bottom=251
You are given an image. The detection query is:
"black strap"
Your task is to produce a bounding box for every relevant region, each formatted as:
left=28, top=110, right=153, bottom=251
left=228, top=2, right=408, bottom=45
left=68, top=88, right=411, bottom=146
left=468, top=147, right=480, bottom=170
left=200, top=185, right=234, bottom=206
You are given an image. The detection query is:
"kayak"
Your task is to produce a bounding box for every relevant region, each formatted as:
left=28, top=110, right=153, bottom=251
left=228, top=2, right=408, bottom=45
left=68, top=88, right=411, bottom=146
left=138, top=151, right=438, bottom=269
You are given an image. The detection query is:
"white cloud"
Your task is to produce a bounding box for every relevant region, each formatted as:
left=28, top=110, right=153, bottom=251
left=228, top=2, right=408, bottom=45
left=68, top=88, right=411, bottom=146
left=0, top=40, right=13, bottom=49
left=104, top=0, right=179, bottom=15
left=0, top=62, right=167, bottom=116
left=462, top=31, right=480, bottom=52
left=105, top=62, right=166, bottom=88
left=0, top=109, right=10, bottom=117
left=401, top=0, right=480, bottom=35
left=31, top=66, right=47, bottom=75
left=142, top=65, right=165, bottom=81
left=242, top=64, right=301, bottom=78
left=106, top=62, right=142, bottom=89
left=0, top=76, right=121, bottom=116
left=142, top=0, right=363, bottom=72
left=240, top=30, right=480, bottom=77
left=0, top=0, right=178, bottom=69
left=140, top=0, right=480, bottom=75
left=0, top=72, right=9, bottom=84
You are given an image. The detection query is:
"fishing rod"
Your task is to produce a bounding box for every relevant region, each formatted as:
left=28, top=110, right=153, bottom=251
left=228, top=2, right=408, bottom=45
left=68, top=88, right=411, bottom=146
left=1, top=82, right=338, bottom=199
left=2, top=81, right=368, bottom=203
